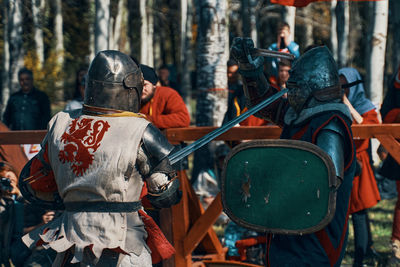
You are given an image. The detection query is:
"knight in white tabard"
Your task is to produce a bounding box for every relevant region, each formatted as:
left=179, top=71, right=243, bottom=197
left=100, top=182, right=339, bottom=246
left=19, top=51, right=181, bottom=266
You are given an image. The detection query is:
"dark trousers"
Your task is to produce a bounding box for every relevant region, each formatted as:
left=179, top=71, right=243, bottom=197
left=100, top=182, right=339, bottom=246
left=352, top=209, right=373, bottom=267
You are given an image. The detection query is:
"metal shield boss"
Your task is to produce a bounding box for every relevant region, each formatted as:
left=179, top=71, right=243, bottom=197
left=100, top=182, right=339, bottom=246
left=221, top=140, right=337, bottom=235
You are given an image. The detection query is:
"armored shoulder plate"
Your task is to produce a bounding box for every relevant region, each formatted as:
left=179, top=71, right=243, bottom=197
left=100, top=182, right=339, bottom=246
left=315, top=119, right=345, bottom=183
left=141, top=124, right=174, bottom=169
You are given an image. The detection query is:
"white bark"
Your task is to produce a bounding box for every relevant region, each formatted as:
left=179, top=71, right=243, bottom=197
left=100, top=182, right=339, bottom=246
left=283, top=6, right=296, bottom=41
left=110, top=0, right=124, bottom=50
left=89, top=0, right=95, bottom=60
left=330, top=0, right=338, bottom=62
left=2, top=1, right=10, bottom=115
left=55, top=0, right=64, bottom=67
left=336, top=1, right=349, bottom=68
left=180, top=0, right=194, bottom=106
left=193, top=0, right=228, bottom=184
left=147, top=0, right=154, bottom=66
left=140, top=0, right=148, bottom=65
left=303, top=6, right=313, bottom=47
left=366, top=1, right=388, bottom=109
left=32, top=0, right=45, bottom=67
left=8, top=0, right=24, bottom=94
left=95, top=0, right=110, bottom=54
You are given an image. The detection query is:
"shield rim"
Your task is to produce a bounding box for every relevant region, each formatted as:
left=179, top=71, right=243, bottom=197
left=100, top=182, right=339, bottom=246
left=221, top=139, right=337, bottom=235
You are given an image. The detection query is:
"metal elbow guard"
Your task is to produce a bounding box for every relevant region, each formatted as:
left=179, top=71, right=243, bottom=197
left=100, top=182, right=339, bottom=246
left=146, top=178, right=182, bottom=209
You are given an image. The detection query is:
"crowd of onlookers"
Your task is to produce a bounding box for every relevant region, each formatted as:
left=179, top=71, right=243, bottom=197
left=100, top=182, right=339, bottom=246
left=1, top=21, right=400, bottom=267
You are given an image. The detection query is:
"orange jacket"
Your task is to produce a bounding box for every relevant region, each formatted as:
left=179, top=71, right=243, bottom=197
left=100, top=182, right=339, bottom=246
left=349, top=109, right=381, bottom=213
left=140, top=86, right=190, bottom=129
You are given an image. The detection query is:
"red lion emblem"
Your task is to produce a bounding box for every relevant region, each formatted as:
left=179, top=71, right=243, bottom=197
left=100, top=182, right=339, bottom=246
left=58, top=118, right=110, bottom=176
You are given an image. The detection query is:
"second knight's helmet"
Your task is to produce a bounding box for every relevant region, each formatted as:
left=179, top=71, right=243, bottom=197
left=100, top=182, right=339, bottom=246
left=85, top=50, right=143, bottom=112
left=287, top=46, right=342, bottom=113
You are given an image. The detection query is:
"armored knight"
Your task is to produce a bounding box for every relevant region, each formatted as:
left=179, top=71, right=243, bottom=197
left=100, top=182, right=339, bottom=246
left=19, top=51, right=181, bottom=266
left=230, top=38, right=356, bottom=266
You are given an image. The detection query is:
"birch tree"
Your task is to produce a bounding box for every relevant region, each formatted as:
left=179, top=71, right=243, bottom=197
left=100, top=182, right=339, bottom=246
left=55, top=0, right=64, bottom=66
left=110, top=0, right=124, bottom=51
left=1, top=0, right=11, bottom=115
left=95, top=0, right=110, bottom=54
left=192, top=0, right=228, bottom=181
left=330, top=0, right=338, bottom=62
left=180, top=0, right=194, bottom=106
left=283, top=6, right=296, bottom=41
left=242, top=0, right=258, bottom=45
left=336, top=1, right=349, bottom=68
left=32, top=0, right=45, bottom=68
left=8, top=0, right=24, bottom=94
left=140, top=0, right=154, bottom=66
left=366, top=1, right=388, bottom=109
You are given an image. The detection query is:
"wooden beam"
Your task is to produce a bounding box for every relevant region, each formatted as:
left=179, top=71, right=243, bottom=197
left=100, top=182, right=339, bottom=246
left=183, top=193, right=224, bottom=256
left=375, top=135, right=400, bottom=165
left=2, top=124, right=400, bottom=144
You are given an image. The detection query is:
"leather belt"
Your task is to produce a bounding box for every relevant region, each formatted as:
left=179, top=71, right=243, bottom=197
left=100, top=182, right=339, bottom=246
left=64, top=201, right=142, bottom=212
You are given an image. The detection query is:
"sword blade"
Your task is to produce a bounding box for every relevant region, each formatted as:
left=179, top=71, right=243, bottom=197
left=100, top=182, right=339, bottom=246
left=252, top=48, right=295, bottom=61
left=168, top=88, right=288, bottom=165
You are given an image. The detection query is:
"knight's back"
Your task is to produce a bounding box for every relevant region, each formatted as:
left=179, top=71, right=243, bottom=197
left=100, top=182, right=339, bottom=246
left=47, top=110, right=150, bottom=203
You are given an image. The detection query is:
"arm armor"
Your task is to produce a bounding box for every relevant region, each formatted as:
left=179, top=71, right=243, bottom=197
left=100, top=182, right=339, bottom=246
left=19, top=157, right=64, bottom=210
left=141, top=124, right=175, bottom=175
left=139, top=124, right=181, bottom=208
left=315, top=120, right=345, bottom=188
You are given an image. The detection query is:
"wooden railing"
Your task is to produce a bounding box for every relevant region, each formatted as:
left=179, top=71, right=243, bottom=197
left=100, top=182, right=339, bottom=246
left=2, top=124, right=400, bottom=267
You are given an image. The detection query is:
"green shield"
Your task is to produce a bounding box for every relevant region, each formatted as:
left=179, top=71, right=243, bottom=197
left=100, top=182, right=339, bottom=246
left=221, top=140, right=337, bottom=234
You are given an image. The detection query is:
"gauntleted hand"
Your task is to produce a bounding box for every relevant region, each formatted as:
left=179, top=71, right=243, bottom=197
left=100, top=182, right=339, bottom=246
left=230, top=37, right=264, bottom=71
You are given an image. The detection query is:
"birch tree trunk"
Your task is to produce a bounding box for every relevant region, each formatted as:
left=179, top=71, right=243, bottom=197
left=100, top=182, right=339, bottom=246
left=242, top=0, right=258, bottom=45
left=366, top=1, right=388, bottom=109
left=192, top=0, right=228, bottom=182
left=180, top=0, right=194, bottom=106
left=110, top=0, right=124, bottom=50
left=8, top=0, right=24, bottom=94
left=1, top=0, right=11, bottom=115
left=336, top=1, right=349, bottom=68
left=330, top=1, right=338, bottom=62
left=89, top=0, right=95, bottom=60
left=139, top=0, right=154, bottom=66
left=95, top=0, right=110, bottom=54
left=302, top=6, right=313, bottom=48
left=283, top=6, right=296, bottom=41
left=32, top=0, right=45, bottom=67
left=55, top=0, right=64, bottom=67
left=147, top=0, right=154, bottom=66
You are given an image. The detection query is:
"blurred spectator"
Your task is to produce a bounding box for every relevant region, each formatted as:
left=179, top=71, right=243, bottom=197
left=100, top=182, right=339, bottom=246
left=0, top=162, right=30, bottom=267
left=157, top=65, right=181, bottom=95
left=64, top=67, right=87, bottom=111
left=267, top=22, right=300, bottom=75
left=3, top=68, right=51, bottom=130
left=339, top=67, right=381, bottom=266
left=193, top=143, right=229, bottom=209
left=380, top=64, right=400, bottom=264
left=222, top=60, right=269, bottom=128
left=375, top=145, right=397, bottom=200
left=269, top=59, right=291, bottom=98
left=140, top=64, right=190, bottom=130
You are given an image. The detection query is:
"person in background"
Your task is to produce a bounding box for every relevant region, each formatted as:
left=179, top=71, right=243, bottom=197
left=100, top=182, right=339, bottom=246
left=3, top=68, right=51, bottom=130
left=269, top=59, right=291, bottom=98
left=267, top=22, right=300, bottom=75
left=64, top=67, right=87, bottom=111
left=222, top=60, right=269, bottom=128
left=380, top=64, right=400, bottom=264
left=339, top=67, right=381, bottom=267
left=140, top=64, right=190, bottom=130
left=157, top=65, right=181, bottom=95
left=0, top=162, right=30, bottom=267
